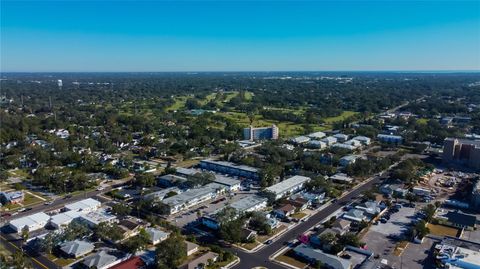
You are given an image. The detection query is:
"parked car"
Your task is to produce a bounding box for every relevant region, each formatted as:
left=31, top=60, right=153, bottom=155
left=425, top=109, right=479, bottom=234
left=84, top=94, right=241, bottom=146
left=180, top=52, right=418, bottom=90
left=265, top=240, right=273, bottom=245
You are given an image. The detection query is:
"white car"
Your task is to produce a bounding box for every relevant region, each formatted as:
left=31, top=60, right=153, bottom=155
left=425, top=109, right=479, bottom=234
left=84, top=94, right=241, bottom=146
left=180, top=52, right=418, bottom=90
left=96, top=187, right=105, bottom=191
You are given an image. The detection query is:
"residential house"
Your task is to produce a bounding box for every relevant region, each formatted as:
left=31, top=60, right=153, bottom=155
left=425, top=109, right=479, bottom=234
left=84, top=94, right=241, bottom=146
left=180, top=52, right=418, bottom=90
left=179, top=251, right=218, bottom=269
left=0, top=191, right=24, bottom=205
left=321, top=136, right=338, bottom=146
left=118, top=219, right=144, bottom=239
left=291, top=136, right=311, bottom=144
left=288, top=197, right=310, bottom=211
left=145, top=227, right=170, bottom=245
left=352, top=136, right=371, bottom=145
left=355, top=201, right=382, bottom=218
left=331, top=143, right=356, bottom=151
left=81, top=250, right=120, bottom=269
left=342, top=209, right=367, bottom=223
left=330, top=173, right=353, bottom=184
left=59, top=240, right=95, bottom=258
left=310, top=228, right=343, bottom=250
left=109, top=256, right=145, bottom=269
left=186, top=241, right=199, bottom=256
left=274, top=204, right=296, bottom=219
left=308, top=140, right=327, bottom=149
left=339, top=155, right=361, bottom=167
left=334, top=134, right=349, bottom=143
left=377, top=134, right=403, bottom=145
left=332, top=219, right=352, bottom=234
left=307, top=132, right=326, bottom=140
left=241, top=228, right=257, bottom=241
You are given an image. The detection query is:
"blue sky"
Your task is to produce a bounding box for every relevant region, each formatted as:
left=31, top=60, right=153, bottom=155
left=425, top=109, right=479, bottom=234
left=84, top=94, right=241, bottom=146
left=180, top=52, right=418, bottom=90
left=1, top=1, right=479, bottom=72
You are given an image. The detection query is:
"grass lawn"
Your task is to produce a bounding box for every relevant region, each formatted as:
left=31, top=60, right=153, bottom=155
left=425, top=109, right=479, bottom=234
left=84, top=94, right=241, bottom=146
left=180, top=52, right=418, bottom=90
left=243, top=91, right=253, bottom=101
left=166, top=96, right=188, bottom=111
left=220, top=111, right=308, bottom=137
left=54, top=257, right=76, bottom=267
left=208, top=256, right=238, bottom=269
left=45, top=253, right=76, bottom=267
left=23, top=193, right=44, bottom=206
left=427, top=223, right=460, bottom=237
left=275, top=249, right=308, bottom=269
left=323, top=111, right=359, bottom=124
left=291, top=212, right=308, bottom=220
left=239, top=241, right=261, bottom=250
left=257, top=225, right=287, bottom=243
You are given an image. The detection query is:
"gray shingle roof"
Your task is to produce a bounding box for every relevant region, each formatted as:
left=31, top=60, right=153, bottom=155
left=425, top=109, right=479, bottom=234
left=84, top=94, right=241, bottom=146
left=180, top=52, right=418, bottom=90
left=60, top=240, right=94, bottom=257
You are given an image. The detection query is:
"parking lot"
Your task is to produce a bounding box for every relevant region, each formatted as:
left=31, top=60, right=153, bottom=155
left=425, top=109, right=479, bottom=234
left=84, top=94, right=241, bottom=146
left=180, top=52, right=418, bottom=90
left=369, top=206, right=415, bottom=237
left=167, top=190, right=259, bottom=227
left=362, top=206, right=416, bottom=264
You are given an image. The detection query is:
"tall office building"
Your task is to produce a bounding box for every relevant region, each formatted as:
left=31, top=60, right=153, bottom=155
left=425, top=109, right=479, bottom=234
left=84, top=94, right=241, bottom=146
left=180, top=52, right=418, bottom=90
left=443, top=138, right=480, bottom=169
left=243, top=125, right=279, bottom=141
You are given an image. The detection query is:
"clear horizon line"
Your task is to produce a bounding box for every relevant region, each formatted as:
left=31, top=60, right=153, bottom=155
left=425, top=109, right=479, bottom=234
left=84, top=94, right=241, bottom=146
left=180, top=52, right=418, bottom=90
left=1, top=69, right=480, bottom=73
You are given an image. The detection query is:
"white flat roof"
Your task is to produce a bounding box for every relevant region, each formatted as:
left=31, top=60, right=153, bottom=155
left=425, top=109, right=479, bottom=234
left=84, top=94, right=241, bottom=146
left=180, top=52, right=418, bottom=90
left=213, top=175, right=241, bottom=187
left=163, top=183, right=224, bottom=207
left=50, top=210, right=85, bottom=226
left=265, top=175, right=311, bottom=195
left=230, top=195, right=267, bottom=212
left=9, top=212, right=50, bottom=230
left=65, top=198, right=101, bottom=212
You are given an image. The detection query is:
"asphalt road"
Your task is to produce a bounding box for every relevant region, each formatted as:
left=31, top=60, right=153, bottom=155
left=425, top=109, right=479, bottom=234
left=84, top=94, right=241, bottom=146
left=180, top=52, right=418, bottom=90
left=229, top=174, right=385, bottom=269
